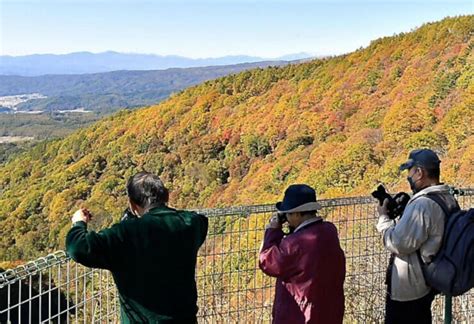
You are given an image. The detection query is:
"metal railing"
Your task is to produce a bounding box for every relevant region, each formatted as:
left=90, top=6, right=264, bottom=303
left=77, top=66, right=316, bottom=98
left=1, top=189, right=473, bottom=323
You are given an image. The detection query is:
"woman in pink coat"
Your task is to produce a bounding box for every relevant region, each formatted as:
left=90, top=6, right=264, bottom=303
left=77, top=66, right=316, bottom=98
left=259, top=184, right=346, bottom=324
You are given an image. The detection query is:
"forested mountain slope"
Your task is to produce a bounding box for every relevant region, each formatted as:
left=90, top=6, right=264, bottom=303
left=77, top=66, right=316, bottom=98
left=0, top=16, right=472, bottom=261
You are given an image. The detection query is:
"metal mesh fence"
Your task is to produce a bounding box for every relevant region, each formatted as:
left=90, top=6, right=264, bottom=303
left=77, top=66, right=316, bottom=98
left=1, top=190, right=473, bottom=323
left=0, top=251, right=120, bottom=323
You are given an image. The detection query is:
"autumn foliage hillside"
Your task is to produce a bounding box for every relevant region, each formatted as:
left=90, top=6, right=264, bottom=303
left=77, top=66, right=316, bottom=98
left=0, top=16, right=472, bottom=261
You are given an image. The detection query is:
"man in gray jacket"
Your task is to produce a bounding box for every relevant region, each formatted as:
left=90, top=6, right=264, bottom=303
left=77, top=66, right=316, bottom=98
left=376, top=149, right=458, bottom=324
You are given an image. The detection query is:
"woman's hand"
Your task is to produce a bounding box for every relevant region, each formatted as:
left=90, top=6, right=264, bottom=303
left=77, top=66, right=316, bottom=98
left=265, top=213, right=282, bottom=230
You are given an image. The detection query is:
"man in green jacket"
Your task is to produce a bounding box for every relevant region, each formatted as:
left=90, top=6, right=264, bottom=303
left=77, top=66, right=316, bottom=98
left=66, top=172, right=208, bottom=323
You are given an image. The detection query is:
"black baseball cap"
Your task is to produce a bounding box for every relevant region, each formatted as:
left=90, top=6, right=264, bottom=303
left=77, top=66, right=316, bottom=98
left=399, top=149, right=441, bottom=171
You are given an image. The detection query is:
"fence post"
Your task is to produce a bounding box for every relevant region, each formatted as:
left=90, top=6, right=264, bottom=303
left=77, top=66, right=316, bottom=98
left=444, top=294, right=452, bottom=324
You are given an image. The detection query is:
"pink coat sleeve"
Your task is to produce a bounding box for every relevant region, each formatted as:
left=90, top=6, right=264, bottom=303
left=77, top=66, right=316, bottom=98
left=259, top=229, right=301, bottom=279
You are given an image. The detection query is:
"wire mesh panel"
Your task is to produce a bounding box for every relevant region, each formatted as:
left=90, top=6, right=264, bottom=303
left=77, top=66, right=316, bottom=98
left=1, top=191, right=473, bottom=323
left=196, top=208, right=275, bottom=323
left=0, top=251, right=120, bottom=323
left=331, top=200, right=389, bottom=322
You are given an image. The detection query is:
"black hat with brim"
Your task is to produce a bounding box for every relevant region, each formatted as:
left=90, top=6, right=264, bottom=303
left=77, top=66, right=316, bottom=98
left=276, top=184, right=322, bottom=213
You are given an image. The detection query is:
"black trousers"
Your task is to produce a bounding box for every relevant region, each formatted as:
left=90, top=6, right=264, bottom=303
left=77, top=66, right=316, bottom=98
left=385, top=291, right=435, bottom=324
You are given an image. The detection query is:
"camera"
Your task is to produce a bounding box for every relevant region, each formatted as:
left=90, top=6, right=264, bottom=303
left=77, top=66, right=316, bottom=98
left=277, top=212, right=287, bottom=223
left=371, top=184, right=410, bottom=220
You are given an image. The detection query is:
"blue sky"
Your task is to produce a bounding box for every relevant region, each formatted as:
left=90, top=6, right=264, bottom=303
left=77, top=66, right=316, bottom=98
left=1, top=0, right=472, bottom=58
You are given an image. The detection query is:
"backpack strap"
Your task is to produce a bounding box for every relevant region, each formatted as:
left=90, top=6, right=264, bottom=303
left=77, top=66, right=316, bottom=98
left=424, top=192, right=450, bottom=217
left=415, top=192, right=452, bottom=266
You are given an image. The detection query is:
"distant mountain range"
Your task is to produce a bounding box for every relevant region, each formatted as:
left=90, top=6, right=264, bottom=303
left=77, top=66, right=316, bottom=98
left=0, top=51, right=314, bottom=76
left=0, top=61, right=289, bottom=113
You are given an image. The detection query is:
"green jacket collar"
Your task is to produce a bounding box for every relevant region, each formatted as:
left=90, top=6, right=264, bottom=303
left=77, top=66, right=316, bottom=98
left=144, top=205, right=177, bottom=217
